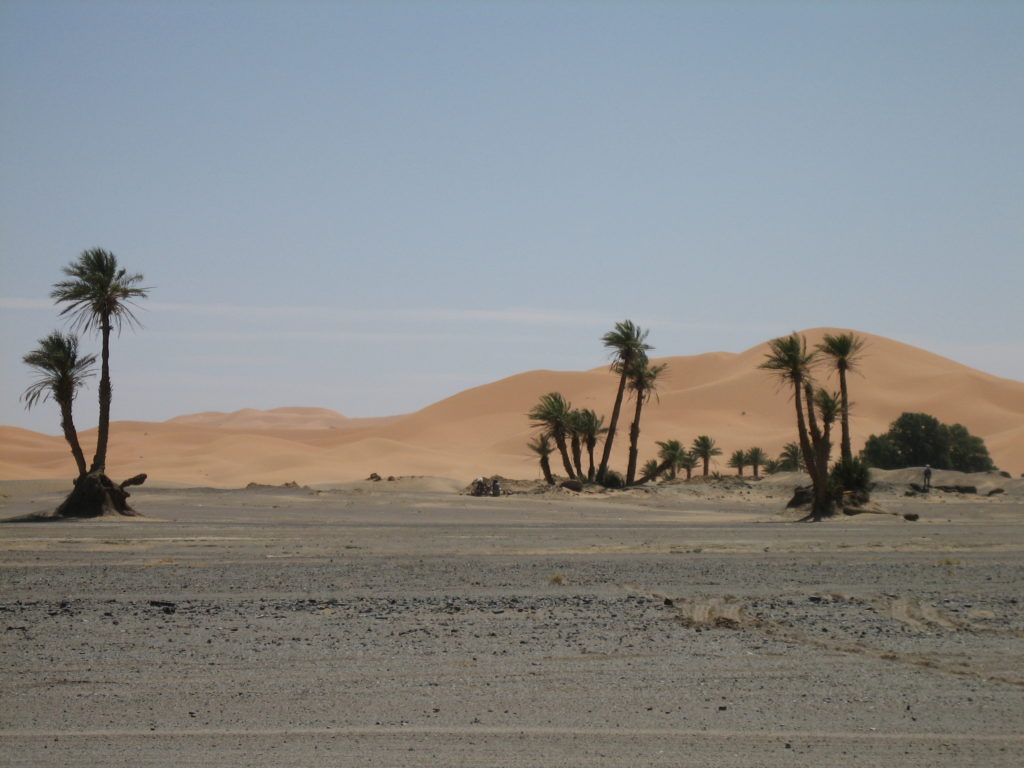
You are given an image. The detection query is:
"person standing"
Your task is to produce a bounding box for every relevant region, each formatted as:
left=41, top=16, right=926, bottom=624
left=923, top=464, right=932, bottom=491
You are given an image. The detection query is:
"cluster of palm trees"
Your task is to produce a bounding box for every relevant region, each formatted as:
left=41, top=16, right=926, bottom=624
left=759, top=331, right=865, bottom=520
left=21, top=249, right=149, bottom=499
left=529, top=320, right=666, bottom=487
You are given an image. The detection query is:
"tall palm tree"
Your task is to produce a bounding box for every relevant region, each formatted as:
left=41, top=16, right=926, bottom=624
left=625, top=360, right=667, bottom=485
left=528, top=392, right=576, bottom=479
left=816, top=332, right=865, bottom=467
left=759, top=334, right=818, bottom=487
left=678, top=450, right=699, bottom=480
left=21, top=332, right=96, bottom=478
left=51, top=249, right=149, bottom=474
left=597, top=320, right=652, bottom=483
left=527, top=434, right=556, bottom=485
left=745, top=447, right=768, bottom=479
left=691, top=435, right=722, bottom=477
left=656, top=439, right=687, bottom=480
left=572, top=408, right=606, bottom=481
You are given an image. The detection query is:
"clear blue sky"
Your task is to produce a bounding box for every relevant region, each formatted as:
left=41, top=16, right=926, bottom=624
left=2, top=0, right=1022, bottom=433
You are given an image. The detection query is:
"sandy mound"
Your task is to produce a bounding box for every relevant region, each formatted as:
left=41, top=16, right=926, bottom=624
left=2, top=328, right=1021, bottom=487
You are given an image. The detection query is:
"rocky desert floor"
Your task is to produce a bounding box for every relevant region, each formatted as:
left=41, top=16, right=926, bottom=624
left=1, top=474, right=1022, bottom=766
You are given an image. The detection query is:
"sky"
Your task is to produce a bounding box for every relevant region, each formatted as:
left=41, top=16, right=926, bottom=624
left=2, top=0, right=1022, bottom=434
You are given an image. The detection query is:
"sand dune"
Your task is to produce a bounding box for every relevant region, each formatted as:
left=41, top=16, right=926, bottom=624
left=2, top=328, right=1021, bottom=487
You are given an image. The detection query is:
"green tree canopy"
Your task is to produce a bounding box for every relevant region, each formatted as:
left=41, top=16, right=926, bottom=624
left=861, top=412, right=995, bottom=472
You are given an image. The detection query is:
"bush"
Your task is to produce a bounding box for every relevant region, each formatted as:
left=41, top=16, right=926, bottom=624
left=601, top=470, right=626, bottom=489
left=861, top=412, right=996, bottom=472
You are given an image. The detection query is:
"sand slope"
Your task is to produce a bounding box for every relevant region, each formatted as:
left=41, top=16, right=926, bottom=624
left=2, top=328, right=1021, bottom=486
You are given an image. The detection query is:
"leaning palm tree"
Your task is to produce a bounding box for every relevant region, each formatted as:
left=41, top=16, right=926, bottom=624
left=21, top=332, right=96, bottom=478
left=527, top=392, right=576, bottom=479
left=727, top=449, right=747, bottom=477
left=816, top=332, right=865, bottom=467
left=527, top=434, right=556, bottom=485
left=656, top=439, right=687, bottom=480
left=596, top=320, right=652, bottom=483
left=691, top=435, right=722, bottom=477
left=625, top=360, right=667, bottom=485
left=745, top=446, right=768, bottom=479
left=51, top=248, right=149, bottom=474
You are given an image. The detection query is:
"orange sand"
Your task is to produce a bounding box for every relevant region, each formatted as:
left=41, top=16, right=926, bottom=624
left=2, top=328, right=1021, bottom=487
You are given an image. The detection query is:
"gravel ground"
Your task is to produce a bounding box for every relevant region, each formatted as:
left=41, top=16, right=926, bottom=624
left=1, top=479, right=1022, bottom=766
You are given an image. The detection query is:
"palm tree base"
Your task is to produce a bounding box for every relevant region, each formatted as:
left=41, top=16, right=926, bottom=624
left=55, top=471, right=146, bottom=518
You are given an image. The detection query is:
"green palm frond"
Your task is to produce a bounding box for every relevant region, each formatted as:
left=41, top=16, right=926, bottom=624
left=51, top=248, right=150, bottom=333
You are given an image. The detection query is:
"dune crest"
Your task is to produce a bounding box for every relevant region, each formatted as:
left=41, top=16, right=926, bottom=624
left=2, top=328, right=1021, bottom=486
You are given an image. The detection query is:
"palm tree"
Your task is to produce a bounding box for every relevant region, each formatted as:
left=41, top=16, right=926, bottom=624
left=759, top=334, right=818, bottom=488
left=656, top=439, right=687, bottom=480
left=778, top=442, right=805, bottom=472
left=566, top=409, right=588, bottom=480
left=640, top=458, right=662, bottom=483
left=572, top=409, right=606, bottom=481
left=762, top=458, right=781, bottom=475
left=678, top=450, right=699, bottom=480
left=21, top=332, right=96, bottom=478
left=528, top=434, right=556, bottom=485
left=625, top=360, right=667, bottom=485
left=596, top=320, right=652, bottom=483
left=727, top=449, right=747, bottom=476
left=691, top=435, right=722, bottom=477
left=745, top=447, right=768, bottom=479
left=51, top=249, right=149, bottom=474
left=816, top=332, right=865, bottom=467
left=528, top=392, right=576, bottom=479
left=813, top=389, right=841, bottom=470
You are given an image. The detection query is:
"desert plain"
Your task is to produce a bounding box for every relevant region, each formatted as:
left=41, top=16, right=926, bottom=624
left=3, top=327, right=1024, bottom=766
left=2, top=468, right=1023, bottom=767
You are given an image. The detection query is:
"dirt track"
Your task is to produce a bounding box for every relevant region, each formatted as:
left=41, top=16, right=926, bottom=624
left=2, top=479, right=1022, bottom=766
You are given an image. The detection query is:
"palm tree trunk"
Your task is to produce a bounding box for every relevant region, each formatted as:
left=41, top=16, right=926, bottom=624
left=586, top=440, right=596, bottom=482
left=838, top=365, right=852, bottom=465
left=597, top=370, right=628, bottom=482
left=90, top=321, right=112, bottom=473
left=793, top=378, right=817, bottom=487
left=540, top=456, right=555, bottom=485
left=59, top=400, right=88, bottom=478
left=570, top=435, right=584, bottom=479
left=553, top=432, right=576, bottom=479
left=803, top=381, right=832, bottom=520
left=625, top=394, right=644, bottom=485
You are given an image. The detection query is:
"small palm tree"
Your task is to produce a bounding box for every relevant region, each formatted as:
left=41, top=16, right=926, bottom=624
left=21, top=332, right=96, bottom=478
left=727, top=449, right=747, bottom=476
left=597, top=320, right=652, bottom=483
left=640, top=458, right=661, bottom=482
left=656, top=439, right=687, bottom=480
left=762, top=458, right=781, bottom=475
left=759, top=333, right=817, bottom=481
left=816, top=333, right=865, bottom=467
left=572, top=408, right=606, bottom=481
left=745, top=447, right=768, bottom=479
left=51, top=249, right=149, bottom=474
left=625, top=359, right=667, bottom=485
left=528, top=434, right=556, bottom=485
left=565, top=409, right=588, bottom=480
left=678, top=450, right=699, bottom=480
left=691, top=435, right=722, bottom=477
left=528, top=392, right=576, bottom=479
left=778, top=442, right=804, bottom=471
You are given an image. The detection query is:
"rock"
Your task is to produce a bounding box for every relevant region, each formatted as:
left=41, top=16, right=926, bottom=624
left=560, top=479, right=584, bottom=492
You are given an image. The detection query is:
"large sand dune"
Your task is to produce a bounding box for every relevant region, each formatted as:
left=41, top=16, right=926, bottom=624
left=2, top=328, right=1022, bottom=486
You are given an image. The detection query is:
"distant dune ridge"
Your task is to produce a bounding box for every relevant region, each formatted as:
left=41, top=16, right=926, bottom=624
left=2, top=328, right=1021, bottom=487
